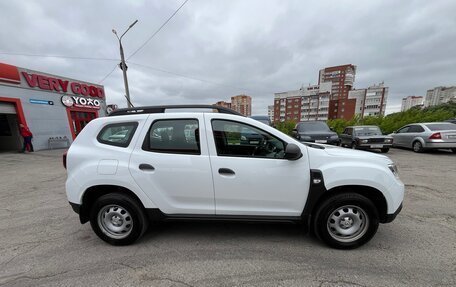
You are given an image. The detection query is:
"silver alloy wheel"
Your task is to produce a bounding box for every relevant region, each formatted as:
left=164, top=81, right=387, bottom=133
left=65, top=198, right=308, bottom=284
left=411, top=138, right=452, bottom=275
left=413, top=141, right=422, bottom=152
left=327, top=205, right=369, bottom=243
left=97, top=204, right=133, bottom=239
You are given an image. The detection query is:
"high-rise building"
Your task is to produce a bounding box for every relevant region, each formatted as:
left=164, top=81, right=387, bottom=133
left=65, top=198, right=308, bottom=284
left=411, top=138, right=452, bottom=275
left=348, top=82, right=388, bottom=118
left=267, top=105, right=274, bottom=122
left=319, top=64, right=357, bottom=120
left=424, top=86, right=456, bottom=107
left=273, top=83, right=332, bottom=122
left=230, top=94, right=252, bottom=116
left=401, top=96, right=424, bottom=111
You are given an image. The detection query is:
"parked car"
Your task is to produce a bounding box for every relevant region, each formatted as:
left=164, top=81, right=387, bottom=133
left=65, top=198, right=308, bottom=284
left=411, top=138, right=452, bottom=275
left=64, top=105, right=404, bottom=249
left=249, top=115, right=272, bottom=126
left=340, top=125, right=393, bottom=153
left=292, top=121, right=340, bottom=145
left=390, top=122, right=456, bottom=153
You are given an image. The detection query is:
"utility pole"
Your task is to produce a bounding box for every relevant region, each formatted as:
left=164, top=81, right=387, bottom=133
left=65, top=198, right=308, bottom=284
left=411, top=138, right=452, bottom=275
left=112, top=20, right=138, bottom=108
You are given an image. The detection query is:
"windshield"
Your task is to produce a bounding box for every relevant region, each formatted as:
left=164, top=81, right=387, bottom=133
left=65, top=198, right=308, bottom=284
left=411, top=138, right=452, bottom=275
left=425, top=123, right=456, bottom=131
left=297, top=122, right=330, bottom=132
left=353, top=126, right=382, bottom=136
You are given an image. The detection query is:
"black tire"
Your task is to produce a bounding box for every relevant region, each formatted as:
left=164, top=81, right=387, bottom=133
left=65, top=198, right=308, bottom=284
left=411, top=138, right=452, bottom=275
left=350, top=142, right=357, bottom=149
left=313, top=193, right=379, bottom=249
left=90, top=193, right=148, bottom=245
left=381, top=147, right=390, bottom=153
left=412, top=141, right=423, bottom=153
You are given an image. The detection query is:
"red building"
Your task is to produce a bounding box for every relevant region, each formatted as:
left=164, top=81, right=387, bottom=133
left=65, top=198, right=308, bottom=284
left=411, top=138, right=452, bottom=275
left=319, top=64, right=357, bottom=120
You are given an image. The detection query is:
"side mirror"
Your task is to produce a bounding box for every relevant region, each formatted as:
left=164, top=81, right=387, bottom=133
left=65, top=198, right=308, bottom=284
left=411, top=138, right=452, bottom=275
left=284, top=143, right=302, bottom=160
left=291, top=128, right=298, bottom=136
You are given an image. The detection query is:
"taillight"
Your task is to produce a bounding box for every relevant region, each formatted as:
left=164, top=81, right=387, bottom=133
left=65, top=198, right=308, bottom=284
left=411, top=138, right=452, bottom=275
left=63, top=151, right=68, bottom=169
left=429, top=132, right=441, bottom=139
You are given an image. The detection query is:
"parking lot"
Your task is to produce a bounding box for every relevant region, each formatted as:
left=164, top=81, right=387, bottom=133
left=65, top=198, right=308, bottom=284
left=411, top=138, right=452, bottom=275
left=0, top=148, right=455, bottom=287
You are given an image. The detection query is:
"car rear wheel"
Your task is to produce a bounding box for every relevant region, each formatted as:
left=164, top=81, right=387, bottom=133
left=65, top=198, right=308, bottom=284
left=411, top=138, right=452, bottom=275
left=90, top=193, right=148, bottom=245
left=381, top=147, right=390, bottom=153
left=313, top=193, right=379, bottom=249
left=412, top=141, right=423, bottom=153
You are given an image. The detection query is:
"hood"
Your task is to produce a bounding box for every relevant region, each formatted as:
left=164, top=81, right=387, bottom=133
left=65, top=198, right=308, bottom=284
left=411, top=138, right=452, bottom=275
left=323, top=145, right=391, bottom=163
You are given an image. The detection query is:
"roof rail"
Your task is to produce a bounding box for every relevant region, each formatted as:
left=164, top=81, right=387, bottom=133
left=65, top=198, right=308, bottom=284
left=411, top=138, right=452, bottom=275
left=108, top=105, right=244, bottom=117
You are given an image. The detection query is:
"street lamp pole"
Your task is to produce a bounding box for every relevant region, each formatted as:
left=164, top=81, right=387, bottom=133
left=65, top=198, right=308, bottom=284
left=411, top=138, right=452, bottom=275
left=112, top=20, right=138, bottom=108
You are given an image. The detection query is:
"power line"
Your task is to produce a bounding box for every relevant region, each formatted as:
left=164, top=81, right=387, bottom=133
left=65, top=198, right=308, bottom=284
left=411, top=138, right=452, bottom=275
left=127, top=61, right=273, bottom=94
left=99, top=64, right=118, bottom=84
left=0, top=52, right=118, bottom=62
left=127, top=0, right=190, bottom=60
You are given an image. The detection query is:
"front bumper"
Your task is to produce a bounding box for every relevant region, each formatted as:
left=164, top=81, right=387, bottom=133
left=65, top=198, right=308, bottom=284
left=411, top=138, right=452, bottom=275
left=384, top=203, right=402, bottom=223
left=357, top=143, right=393, bottom=149
left=301, top=139, right=340, bottom=145
left=69, top=202, right=80, bottom=214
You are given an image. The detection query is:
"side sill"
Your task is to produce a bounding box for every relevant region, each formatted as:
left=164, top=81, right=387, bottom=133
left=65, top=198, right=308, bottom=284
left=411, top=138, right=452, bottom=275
left=145, top=209, right=302, bottom=224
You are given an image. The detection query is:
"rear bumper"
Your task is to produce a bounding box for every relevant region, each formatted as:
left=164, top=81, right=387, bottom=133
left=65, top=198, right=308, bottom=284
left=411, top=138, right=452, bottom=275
left=384, top=203, right=402, bottom=223
left=423, top=142, right=456, bottom=149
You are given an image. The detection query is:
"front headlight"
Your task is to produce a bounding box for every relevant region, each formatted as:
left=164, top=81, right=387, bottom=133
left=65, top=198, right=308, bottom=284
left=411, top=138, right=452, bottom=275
left=360, top=139, right=369, bottom=143
left=330, top=135, right=339, bottom=139
left=241, top=136, right=247, bottom=141
left=388, top=163, right=399, bottom=177
left=385, top=138, right=393, bottom=143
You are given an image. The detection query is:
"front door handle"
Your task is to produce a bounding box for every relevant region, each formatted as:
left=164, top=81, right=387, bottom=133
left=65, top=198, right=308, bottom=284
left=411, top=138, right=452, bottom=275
left=218, top=168, right=235, bottom=175
left=139, top=163, right=155, bottom=171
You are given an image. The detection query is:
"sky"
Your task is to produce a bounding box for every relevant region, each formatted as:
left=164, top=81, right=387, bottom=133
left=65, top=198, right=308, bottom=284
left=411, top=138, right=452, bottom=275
left=1, top=0, right=455, bottom=115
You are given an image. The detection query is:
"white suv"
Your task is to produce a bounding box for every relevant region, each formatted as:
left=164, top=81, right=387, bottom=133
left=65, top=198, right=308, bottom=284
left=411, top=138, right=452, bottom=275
left=65, top=105, right=404, bottom=249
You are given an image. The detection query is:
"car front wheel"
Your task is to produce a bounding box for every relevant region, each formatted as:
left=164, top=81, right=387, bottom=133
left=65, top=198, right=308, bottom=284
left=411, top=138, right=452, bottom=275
left=381, top=147, right=390, bottom=153
left=314, top=193, right=379, bottom=249
left=90, top=193, right=148, bottom=245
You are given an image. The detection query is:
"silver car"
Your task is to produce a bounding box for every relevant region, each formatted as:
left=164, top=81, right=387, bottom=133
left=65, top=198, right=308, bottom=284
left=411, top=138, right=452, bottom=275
left=390, top=122, right=456, bottom=153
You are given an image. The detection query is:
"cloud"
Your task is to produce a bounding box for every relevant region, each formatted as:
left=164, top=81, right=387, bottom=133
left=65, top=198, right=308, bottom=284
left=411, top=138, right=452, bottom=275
left=1, top=0, right=455, bottom=115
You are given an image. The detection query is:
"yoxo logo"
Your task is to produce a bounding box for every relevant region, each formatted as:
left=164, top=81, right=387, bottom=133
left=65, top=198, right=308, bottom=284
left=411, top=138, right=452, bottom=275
left=61, top=95, right=101, bottom=109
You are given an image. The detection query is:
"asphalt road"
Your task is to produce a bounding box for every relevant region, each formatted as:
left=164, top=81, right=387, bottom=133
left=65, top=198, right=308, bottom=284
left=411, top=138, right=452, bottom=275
left=0, top=148, right=455, bottom=287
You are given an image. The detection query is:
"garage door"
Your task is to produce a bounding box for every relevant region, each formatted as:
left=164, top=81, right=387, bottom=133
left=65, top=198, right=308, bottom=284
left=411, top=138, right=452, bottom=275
left=0, top=102, right=16, bottom=114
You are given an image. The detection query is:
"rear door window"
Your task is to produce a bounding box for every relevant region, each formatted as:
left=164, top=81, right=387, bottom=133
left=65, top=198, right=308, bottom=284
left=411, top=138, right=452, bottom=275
left=97, top=122, right=138, bottom=147
left=143, top=119, right=200, bottom=154
left=408, top=125, right=425, bottom=133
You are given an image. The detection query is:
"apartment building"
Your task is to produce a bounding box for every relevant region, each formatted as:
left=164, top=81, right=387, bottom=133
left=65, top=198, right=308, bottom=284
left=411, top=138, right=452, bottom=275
left=267, top=105, right=274, bottom=122
left=401, top=96, right=424, bottom=111
left=348, top=82, right=388, bottom=118
left=319, top=64, right=357, bottom=120
left=215, top=95, right=252, bottom=116
left=273, top=82, right=332, bottom=122
left=424, top=86, right=456, bottom=107
left=231, top=95, right=252, bottom=116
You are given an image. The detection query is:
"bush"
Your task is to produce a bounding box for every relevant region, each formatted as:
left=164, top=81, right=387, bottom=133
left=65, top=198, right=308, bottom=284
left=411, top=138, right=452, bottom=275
left=327, top=103, right=456, bottom=134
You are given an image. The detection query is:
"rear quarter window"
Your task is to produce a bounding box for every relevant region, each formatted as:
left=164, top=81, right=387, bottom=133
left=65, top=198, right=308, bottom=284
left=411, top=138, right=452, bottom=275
left=97, top=122, right=138, bottom=147
left=425, top=123, right=456, bottom=131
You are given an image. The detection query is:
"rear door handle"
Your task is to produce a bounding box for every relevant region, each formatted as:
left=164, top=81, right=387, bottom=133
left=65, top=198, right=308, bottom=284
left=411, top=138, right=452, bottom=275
left=218, top=168, right=235, bottom=175
left=139, top=163, right=155, bottom=171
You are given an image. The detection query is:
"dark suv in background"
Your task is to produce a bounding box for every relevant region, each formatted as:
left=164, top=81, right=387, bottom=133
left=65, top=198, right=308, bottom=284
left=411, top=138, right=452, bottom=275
left=340, top=125, right=393, bottom=153
left=249, top=115, right=272, bottom=126
left=292, top=121, right=340, bottom=145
